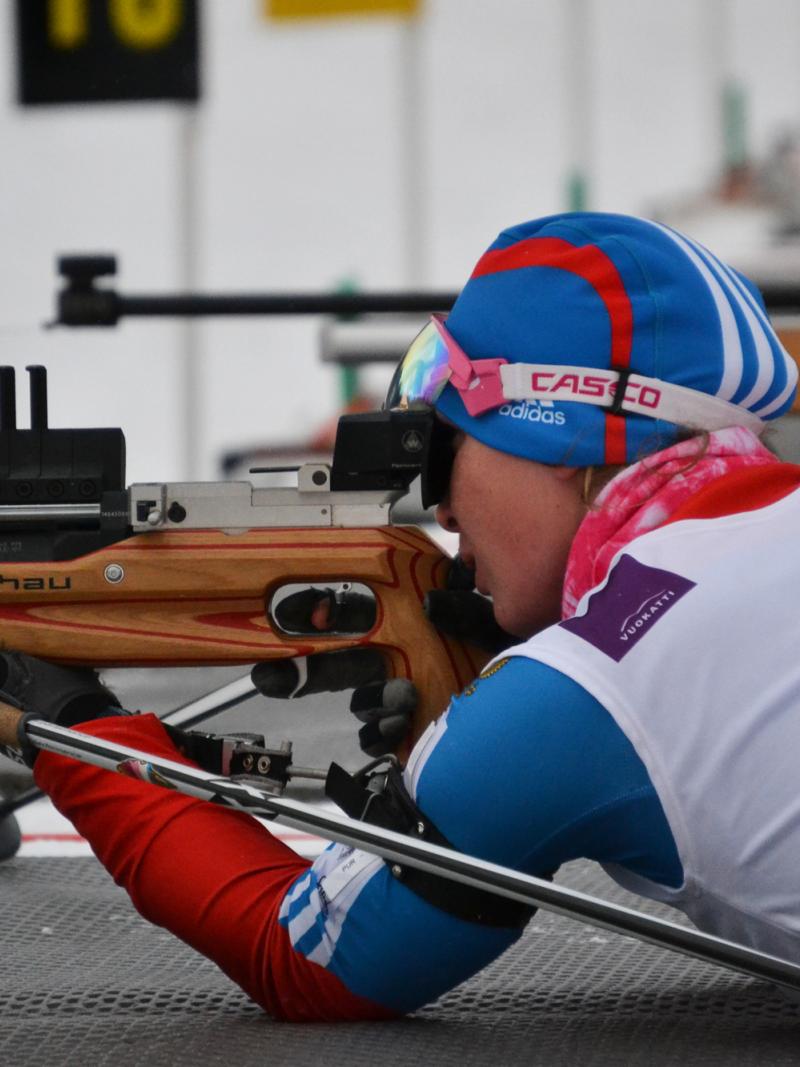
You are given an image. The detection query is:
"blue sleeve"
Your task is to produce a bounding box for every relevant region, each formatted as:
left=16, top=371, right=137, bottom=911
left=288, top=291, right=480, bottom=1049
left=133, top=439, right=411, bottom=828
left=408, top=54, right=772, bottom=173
left=411, top=656, right=683, bottom=886
left=282, top=655, right=682, bottom=1015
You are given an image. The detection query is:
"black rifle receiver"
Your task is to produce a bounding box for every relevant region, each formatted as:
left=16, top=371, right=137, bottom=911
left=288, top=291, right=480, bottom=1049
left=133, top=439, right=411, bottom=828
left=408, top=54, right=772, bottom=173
left=0, top=366, right=128, bottom=562
left=0, top=370, right=453, bottom=565
left=331, top=410, right=455, bottom=509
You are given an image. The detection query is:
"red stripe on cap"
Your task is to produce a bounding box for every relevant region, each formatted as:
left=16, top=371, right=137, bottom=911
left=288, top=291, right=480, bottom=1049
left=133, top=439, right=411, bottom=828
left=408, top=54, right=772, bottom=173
left=604, top=413, right=627, bottom=464
left=472, top=235, right=634, bottom=462
left=471, top=237, right=634, bottom=368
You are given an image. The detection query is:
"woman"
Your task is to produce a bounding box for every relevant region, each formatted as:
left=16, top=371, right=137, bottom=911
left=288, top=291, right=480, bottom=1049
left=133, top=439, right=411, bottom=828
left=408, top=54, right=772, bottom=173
left=3, top=212, right=800, bottom=1020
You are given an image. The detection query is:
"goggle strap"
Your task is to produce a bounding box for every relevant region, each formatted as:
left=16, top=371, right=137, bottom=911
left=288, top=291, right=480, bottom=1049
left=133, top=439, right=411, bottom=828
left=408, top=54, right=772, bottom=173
left=498, top=363, right=765, bottom=434
left=397, top=316, right=765, bottom=434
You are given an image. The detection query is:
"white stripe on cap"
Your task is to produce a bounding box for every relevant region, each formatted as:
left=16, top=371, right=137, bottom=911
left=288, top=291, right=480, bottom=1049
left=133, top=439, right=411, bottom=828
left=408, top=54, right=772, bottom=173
left=715, top=261, right=798, bottom=416
left=681, top=233, right=777, bottom=410
left=658, top=224, right=798, bottom=419
left=752, top=358, right=798, bottom=418
left=650, top=222, right=743, bottom=402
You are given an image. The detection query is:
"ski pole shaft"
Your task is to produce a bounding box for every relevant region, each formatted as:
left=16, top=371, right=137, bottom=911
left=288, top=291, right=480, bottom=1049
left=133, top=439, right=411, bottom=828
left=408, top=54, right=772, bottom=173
left=0, top=672, right=259, bottom=818
left=6, top=707, right=800, bottom=996
left=162, top=674, right=257, bottom=729
left=0, top=785, right=40, bottom=819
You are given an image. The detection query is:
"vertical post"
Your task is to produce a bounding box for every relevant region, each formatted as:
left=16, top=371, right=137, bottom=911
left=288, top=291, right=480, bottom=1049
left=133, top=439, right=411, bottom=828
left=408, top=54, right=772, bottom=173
left=704, top=0, right=747, bottom=189
left=703, top=0, right=725, bottom=175
left=399, top=12, right=425, bottom=285
left=178, top=107, right=201, bottom=480
left=339, top=7, right=424, bottom=408
left=722, top=81, right=748, bottom=174
left=564, top=0, right=591, bottom=211
left=336, top=276, right=360, bottom=406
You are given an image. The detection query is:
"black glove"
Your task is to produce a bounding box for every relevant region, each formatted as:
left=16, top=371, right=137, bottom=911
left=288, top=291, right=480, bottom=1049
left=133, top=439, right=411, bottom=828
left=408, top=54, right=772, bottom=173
left=253, top=560, right=516, bottom=758
left=423, top=554, right=517, bottom=657
left=0, top=651, right=123, bottom=767
left=252, top=645, right=414, bottom=758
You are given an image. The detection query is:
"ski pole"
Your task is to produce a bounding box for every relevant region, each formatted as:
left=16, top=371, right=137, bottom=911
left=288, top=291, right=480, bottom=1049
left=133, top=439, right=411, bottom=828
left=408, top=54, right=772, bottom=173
left=3, top=704, right=800, bottom=996
left=0, top=671, right=260, bottom=820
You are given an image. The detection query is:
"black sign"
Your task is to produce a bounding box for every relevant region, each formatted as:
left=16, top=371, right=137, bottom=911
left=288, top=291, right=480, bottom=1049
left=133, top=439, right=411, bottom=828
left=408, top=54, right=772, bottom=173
left=16, top=0, right=200, bottom=105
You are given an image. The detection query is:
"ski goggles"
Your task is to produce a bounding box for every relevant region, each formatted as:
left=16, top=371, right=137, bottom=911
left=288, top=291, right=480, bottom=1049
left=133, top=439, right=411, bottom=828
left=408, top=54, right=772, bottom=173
left=386, top=314, right=507, bottom=416
left=385, top=314, right=766, bottom=434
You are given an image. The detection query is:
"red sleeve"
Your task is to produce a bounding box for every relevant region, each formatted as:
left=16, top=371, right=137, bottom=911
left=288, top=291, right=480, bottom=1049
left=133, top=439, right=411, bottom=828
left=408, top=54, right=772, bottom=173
left=33, top=713, right=396, bottom=1022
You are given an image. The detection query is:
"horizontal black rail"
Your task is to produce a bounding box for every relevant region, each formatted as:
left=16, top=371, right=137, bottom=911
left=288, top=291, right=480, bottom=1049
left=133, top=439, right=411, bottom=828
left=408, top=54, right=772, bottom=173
left=56, top=291, right=460, bottom=326
left=52, top=254, right=800, bottom=326
left=754, top=284, right=800, bottom=314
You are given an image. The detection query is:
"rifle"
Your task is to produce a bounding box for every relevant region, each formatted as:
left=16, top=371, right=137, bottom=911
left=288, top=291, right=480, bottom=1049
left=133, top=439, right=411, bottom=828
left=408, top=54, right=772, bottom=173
left=0, top=364, right=487, bottom=759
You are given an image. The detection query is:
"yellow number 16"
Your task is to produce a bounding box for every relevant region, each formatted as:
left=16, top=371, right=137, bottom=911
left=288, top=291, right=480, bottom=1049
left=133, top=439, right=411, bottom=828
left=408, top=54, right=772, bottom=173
left=48, top=0, right=183, bottom=51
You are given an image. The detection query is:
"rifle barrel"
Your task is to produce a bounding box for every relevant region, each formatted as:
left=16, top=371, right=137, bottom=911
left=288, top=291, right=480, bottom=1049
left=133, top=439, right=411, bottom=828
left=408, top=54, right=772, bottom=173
left=0, top=504, right=100, bottom=522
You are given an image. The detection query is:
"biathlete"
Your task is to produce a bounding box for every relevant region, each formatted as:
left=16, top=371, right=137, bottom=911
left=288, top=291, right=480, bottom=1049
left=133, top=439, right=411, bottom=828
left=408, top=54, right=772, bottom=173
left=3, top=211, right=800, bottom=1020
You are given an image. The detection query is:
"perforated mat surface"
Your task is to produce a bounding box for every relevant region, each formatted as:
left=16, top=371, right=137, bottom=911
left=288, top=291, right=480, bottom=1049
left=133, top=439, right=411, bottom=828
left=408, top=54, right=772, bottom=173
left=3, top=856, right=800, bottom=1067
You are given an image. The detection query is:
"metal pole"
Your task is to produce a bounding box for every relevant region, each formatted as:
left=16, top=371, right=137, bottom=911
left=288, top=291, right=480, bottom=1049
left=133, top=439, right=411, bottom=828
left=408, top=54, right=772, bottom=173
left=0, top=671, right=259, bottom=819
left=56, top=287, right=461, bottom=326
left=704, top=0, right=747, bottom=184
left=564, top=0, right=591, bottom=210
left=162, top=673, right=258, bottom=729
left=178, top=107, right=201, bottom=480
left=400, top=13, right=426, bottom=286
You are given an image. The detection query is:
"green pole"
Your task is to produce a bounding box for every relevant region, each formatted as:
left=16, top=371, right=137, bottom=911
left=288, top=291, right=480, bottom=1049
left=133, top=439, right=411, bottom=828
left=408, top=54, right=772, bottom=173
left=566, top=169, right=589, bottom=212
left=564, top=0, right=590, bottom=211
left=722, top=79, right=748, bottom=171
left=335, top=276, right=360, bottom=405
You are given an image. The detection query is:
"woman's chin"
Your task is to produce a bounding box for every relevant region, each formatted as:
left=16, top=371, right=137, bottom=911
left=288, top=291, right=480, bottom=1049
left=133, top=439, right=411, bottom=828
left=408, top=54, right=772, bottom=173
left=492, top=603, right=523, bottom=639
left=495, top=602, right=559, bottom=641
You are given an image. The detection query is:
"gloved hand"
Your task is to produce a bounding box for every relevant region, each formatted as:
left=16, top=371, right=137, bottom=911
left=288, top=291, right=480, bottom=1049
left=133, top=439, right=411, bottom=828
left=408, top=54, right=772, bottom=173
left=422, top=554, right=517, bottom=658
left=252, top=558, right=516, bottom=757
left=0, top=651, right=123, bottom=766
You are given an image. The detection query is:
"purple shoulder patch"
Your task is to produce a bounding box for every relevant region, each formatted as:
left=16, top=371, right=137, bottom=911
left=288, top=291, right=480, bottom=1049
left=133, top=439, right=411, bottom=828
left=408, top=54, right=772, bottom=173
left=560, top=554, right=695, bottom=662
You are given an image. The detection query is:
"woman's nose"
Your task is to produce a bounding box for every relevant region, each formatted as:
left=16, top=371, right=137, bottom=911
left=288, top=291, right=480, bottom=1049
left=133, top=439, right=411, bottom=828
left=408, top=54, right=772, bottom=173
left=435, top=500, right=460, bottom=533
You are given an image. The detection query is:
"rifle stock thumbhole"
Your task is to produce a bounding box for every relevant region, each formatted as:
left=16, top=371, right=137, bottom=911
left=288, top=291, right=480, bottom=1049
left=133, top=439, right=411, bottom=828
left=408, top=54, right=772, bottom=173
left=268, top=582, right=377, bottom=637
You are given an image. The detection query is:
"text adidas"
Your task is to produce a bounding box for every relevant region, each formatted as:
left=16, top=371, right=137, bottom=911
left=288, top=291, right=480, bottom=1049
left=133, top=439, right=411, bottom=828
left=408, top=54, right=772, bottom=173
left=499, top=400, right=566, bottom=425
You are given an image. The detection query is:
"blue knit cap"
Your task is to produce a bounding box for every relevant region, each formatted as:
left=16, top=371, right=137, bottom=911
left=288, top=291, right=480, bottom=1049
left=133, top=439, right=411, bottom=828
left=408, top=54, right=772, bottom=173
left=434, top=212, right=798, bottom=466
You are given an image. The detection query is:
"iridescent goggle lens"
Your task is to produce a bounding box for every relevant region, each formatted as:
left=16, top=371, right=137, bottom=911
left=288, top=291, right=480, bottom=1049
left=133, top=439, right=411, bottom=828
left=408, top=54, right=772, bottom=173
left=385, top=314, right=453, bottom=410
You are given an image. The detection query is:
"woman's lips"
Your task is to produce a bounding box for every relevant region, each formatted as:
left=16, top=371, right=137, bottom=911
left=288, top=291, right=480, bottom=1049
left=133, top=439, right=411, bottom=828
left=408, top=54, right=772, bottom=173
left=457, top=539, right=475, bottom=571
left=456, top=550, right=482, bottom=593
left=456, top=542, right=487, bottom=593
left=469, top=558, right=490, bottom=596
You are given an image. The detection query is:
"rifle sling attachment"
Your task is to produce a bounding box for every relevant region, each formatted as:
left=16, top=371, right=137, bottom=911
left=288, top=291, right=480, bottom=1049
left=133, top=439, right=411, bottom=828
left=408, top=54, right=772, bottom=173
left=325, top=759, right=534, bottom=929
left=164, top=725, right=293, bottom=795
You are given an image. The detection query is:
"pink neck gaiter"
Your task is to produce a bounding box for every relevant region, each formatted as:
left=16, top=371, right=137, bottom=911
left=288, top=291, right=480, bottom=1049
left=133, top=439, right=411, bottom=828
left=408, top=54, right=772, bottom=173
left=562, top=426, right=780, bottom=618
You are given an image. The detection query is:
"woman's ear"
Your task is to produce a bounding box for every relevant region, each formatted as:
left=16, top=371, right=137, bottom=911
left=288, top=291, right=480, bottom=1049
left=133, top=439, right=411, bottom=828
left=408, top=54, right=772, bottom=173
left=552, top=465, right=581, bottom=483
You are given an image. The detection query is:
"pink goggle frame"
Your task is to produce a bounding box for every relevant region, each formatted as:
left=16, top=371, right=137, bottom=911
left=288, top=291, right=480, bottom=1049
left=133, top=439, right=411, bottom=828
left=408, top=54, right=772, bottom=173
left=385, top=314, right=508, bottom=416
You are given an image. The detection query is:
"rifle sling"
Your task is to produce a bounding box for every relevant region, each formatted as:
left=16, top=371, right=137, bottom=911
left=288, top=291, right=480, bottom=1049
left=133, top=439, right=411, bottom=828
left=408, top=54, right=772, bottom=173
left=325, top=760, right=535, bottom=929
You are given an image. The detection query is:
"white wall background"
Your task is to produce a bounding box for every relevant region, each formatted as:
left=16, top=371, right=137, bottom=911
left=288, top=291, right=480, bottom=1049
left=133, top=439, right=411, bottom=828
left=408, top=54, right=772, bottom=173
left=2, top=0, right=800, bottom=482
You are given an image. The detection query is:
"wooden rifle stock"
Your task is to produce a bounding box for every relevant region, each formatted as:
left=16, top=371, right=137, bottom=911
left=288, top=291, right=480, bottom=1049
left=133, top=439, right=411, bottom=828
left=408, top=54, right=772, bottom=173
left=0, top=525, right=488, bottom=752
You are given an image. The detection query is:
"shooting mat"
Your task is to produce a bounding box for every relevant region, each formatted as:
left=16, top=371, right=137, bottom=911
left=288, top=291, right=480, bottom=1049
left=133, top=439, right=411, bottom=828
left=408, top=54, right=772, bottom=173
left=2, top=857, right=799, bottom=1067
